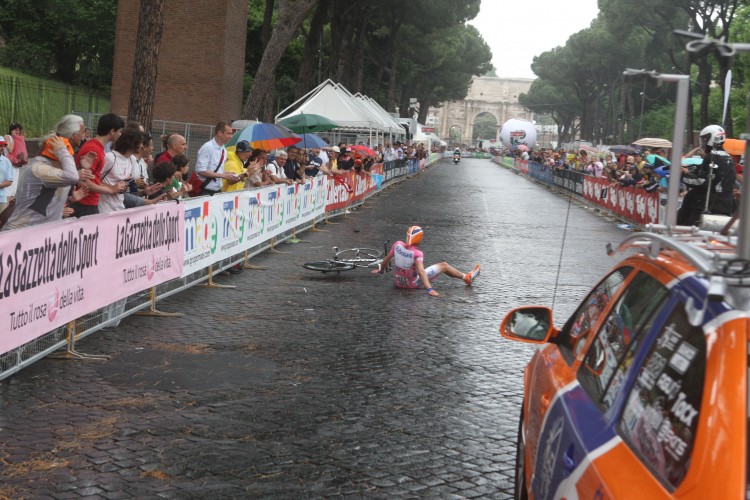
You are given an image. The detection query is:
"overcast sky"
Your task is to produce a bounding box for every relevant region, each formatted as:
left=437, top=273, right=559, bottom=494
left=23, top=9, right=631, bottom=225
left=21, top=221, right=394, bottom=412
left=470, top=0, right=600, bottom=79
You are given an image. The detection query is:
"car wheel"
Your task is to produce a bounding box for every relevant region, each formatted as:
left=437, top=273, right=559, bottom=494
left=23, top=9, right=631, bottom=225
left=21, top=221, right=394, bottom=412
left=514, top=405, right=528, bottom=500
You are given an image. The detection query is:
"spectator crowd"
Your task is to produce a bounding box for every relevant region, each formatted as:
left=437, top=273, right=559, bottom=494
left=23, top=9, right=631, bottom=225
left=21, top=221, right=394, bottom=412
left=0, top=113, right=431, bottom=241
left=505, top=144, right=699, bottom=195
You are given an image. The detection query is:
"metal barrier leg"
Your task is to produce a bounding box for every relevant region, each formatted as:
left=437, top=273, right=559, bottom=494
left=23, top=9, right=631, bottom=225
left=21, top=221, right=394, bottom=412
left=309, top=219, right=326, bottom=232
left=269, top=237, right=289, bottom=254
left=49, top=321, right=110, bottom=361
left=202, top=265, right=236, bottom=289
left=285, top=226, right=310, bottom=244
left=135, top=288, right=184, bottom=317
left=242, top=249, right=267, bottom=270
left=325, top=212, right=339, bottom=225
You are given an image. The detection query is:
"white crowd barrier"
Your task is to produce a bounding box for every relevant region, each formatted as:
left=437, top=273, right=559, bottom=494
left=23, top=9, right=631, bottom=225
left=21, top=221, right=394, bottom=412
left=0, top=156, right=440, bottom=380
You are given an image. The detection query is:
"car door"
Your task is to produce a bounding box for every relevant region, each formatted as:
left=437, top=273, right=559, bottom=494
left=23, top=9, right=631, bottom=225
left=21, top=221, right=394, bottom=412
left=524, top=266, right=633, bottom=497
left=551, top=274, right=712, bottom=498
left=613, top=299, right=707, bottom=493
left=530, top=268, right=671, bottom=499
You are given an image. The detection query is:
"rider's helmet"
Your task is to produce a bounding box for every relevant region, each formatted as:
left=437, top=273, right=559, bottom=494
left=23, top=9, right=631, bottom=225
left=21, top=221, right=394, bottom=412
left=406, top=225, right=424, bottom=246
left=700, top=125, right=726, bottom=147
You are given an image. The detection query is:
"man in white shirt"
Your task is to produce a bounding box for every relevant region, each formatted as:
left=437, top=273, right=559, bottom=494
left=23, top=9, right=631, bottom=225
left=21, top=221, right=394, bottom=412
left=265, top=150, right=293, bottom=185
left=395, top=142, right=404, bottom=160
left=383, top=143, right=397, bottom=162
left=317, top=147, right=330, bottom=170
left=195, top=122, right=238, bottom=196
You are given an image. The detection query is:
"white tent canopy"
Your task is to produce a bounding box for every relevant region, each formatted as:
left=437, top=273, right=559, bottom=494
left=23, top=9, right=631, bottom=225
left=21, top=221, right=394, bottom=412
left=413, top=131, right=446, bottom=148
left=426, top=132, right=446, bottom=146
left=353, top=93, right=403, bottom=134
left=275, top=79, right=404, bottom=138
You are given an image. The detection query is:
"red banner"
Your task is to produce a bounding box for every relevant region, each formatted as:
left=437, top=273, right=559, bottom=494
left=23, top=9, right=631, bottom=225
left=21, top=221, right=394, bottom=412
left=515, top=159, right=529, bottom=174
left=325, top=164, right=384, bottom=211
left=582, top=177, right=660, bottom=225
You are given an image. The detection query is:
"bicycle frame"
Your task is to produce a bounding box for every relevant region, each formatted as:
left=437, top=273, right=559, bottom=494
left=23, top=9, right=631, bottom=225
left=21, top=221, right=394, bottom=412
left=302, top=241, right=390, bottom=273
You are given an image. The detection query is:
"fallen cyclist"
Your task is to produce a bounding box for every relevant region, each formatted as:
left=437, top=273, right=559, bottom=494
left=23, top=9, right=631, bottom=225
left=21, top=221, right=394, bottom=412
left=373, top=225, right=480, bottom=297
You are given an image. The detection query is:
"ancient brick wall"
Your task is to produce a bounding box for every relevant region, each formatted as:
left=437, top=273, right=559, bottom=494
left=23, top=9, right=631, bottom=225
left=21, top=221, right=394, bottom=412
left=111, top=0, right=248, bottom=125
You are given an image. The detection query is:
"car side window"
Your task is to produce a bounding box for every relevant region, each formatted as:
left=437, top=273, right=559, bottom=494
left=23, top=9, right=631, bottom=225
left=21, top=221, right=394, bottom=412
left=557, top=267, right=632, bottom=365
left=577, top=272, right=669, bottom=411
left=618, top=305, right=705, bottom=490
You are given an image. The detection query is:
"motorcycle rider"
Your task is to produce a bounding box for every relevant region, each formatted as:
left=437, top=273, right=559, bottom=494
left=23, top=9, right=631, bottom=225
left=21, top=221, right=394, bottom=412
left=453, top=147, right=461, bottom=163
left=677, top=125, right=736, bottom=226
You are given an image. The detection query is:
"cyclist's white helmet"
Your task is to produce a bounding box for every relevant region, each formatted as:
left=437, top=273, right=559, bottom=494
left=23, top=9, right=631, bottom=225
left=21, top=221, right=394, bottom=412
left=700, top=125, right=726, bottom=147
left=406, top=226, right=424, bottom=246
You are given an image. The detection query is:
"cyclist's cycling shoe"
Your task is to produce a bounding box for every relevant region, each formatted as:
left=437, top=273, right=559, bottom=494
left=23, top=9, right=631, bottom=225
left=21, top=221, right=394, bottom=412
left=464, top=264, right=481, bottom=285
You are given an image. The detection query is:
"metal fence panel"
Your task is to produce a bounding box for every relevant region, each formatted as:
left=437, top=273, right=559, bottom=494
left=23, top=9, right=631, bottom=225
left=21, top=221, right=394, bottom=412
left=1, top=75, right=109, bottom=137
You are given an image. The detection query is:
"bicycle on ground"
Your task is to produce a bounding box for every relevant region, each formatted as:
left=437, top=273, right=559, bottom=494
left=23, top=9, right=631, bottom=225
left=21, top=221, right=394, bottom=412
left=302, top=242, right=390, bottom=274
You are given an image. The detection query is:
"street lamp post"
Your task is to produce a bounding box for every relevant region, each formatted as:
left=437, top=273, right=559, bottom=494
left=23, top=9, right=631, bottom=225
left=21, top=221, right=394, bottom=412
left=623, top=69, right=690, bottom=228
left=638, top=88, right=646, bottom=138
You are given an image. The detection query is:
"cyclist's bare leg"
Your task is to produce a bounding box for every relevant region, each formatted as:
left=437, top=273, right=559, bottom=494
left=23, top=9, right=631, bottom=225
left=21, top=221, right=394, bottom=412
left=433, top=262, right=465, bottom=280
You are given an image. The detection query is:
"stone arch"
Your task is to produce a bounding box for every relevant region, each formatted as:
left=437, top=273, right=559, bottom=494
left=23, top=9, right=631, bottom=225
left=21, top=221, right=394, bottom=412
left=433, top=76, right=535, bottom=145
left=447, top=124, right=462, bottom=145
left=471, top=108, right=501, bottom=126
left=471, top=110, right=500, bottom=144
left=460, top=101, right=508, bottom=144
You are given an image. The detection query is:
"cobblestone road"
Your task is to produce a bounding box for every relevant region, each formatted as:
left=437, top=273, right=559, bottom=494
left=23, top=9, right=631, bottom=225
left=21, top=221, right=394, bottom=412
left=0, top=159, right=628, bottom=499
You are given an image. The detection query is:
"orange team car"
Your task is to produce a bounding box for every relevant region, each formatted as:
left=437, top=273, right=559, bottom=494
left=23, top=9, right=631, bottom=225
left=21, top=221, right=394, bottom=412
left=500, top=225, right=749, bottom=499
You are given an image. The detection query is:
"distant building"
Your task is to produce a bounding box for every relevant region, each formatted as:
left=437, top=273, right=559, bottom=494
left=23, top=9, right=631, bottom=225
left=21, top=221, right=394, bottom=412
left=430, top=76, right=534, bottom=145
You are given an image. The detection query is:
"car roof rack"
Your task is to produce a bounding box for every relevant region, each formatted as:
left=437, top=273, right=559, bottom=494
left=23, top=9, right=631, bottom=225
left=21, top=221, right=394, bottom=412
left=609, top=226, right=750, bottom=311
left=608, top=225, right=739, bottom=276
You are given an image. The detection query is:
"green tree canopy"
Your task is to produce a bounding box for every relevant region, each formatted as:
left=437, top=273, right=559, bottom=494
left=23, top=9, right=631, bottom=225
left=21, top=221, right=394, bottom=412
left=472, top=112, right=498, bottom=143
left=0, top=0, right=116, bottom=90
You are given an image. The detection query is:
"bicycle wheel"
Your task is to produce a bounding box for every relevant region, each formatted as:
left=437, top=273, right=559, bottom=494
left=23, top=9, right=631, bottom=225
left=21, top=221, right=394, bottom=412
left=335, top=248, right=382, bottom=264
left=303, top=261, right=356, bottom=273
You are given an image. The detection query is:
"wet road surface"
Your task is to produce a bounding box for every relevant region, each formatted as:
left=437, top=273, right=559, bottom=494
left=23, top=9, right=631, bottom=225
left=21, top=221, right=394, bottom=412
left=0, top=158, right=628, bottom=498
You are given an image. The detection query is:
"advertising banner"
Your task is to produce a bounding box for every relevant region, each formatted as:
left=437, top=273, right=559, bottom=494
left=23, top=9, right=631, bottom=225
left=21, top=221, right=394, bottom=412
left=528, top=161, right=554, bottom=184
left=582, top=177, right=659, bottom=225
left=554, top=170, right=585, bottom=195
left=350, top=167, right=382, bottom=204
left=514, top=158, right=529, bottom=174
left=326, top=175, right=353, bottom=212
left=383, top=160, right=408, bottom=182
left=370, top=164, right=385, bottom=190
left=182, top=178, right=328, bottom=276
left=324, top=167, right=383, bottom=211
left=0, top=203, right=184, bottom=355
left=407, top=158, right=420, bottom=175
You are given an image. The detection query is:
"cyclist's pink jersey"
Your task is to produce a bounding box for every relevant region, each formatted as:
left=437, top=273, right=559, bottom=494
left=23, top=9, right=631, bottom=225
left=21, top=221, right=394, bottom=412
left=390, top=240, right=425, bottom=289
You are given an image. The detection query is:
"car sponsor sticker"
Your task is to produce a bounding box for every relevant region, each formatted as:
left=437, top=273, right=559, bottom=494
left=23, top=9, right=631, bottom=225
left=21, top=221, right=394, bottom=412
left=668, top=342, right=698, bottom=375
left=639, top=352, right=667, bottom=389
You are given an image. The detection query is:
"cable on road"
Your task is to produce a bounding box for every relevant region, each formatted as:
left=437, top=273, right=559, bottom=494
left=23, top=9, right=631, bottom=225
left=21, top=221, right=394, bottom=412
left=551, top=190, right=575, bottom=311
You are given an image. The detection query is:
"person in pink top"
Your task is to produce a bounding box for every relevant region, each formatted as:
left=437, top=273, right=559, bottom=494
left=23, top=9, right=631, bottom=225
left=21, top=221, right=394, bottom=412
left=374, top=225, right=480, bottom=297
